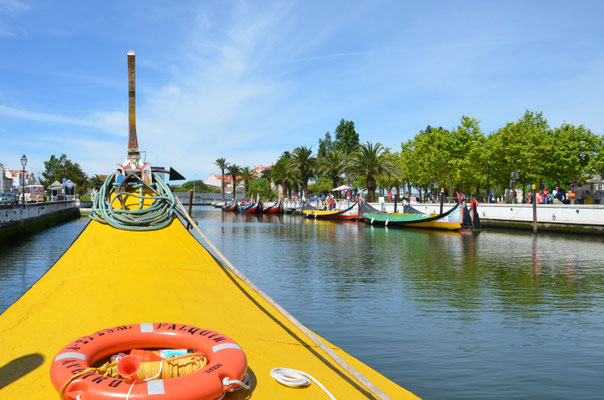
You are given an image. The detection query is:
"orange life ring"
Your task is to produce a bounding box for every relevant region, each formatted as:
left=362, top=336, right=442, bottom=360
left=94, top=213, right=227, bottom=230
left=50, top=323, right=248, bottom=400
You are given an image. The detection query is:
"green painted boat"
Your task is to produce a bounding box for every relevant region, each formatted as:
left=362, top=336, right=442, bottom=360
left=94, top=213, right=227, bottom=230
left=361, top=201, right=464, bottom=230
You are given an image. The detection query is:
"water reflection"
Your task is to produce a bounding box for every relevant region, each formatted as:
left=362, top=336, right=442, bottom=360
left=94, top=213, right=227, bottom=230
left=192, top=206, right=604, bottom=399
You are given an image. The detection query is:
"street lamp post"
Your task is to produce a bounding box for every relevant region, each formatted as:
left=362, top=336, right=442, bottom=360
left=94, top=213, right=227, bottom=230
left=20, top=154, right=27, bottom=204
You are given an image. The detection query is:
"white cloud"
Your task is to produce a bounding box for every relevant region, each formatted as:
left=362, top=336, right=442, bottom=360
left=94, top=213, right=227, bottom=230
left=0, top=105, right=127, bottom=137
left=0, top=0, right=30, bottom=37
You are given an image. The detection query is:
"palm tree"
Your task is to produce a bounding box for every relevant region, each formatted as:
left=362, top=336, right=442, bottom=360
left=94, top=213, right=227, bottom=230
left=344, top=142, right=401, bottom=202
left=240, top=166, right=253, bottom=198
left=318, top=150, right=345, bottom=191
left=215, top=158, right=229, bottom=202
left=292, top=146, right=316, bottom=196
left=226, top=164, right=241, bottom=201
left=271, top=158, right=300, bottom=198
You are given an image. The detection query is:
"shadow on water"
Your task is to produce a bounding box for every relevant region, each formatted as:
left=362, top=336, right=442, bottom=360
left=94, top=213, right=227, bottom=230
left=0, top=353, right=44, bottom=389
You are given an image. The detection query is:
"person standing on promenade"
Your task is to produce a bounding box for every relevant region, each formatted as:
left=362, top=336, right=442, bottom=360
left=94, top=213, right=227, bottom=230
left=568, top=183, right=576, bottom=204
left=575, top=184, right=585, bottom=204
left=554, top=186, right=564, bottom=204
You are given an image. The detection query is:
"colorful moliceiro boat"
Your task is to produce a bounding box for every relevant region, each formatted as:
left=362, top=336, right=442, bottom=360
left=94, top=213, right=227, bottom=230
left=302, top=201, right=360, bottom=220
left=222, top=201, right=238, bottom=211
left=361, top=200, right=464, bottom=230
left=262, top=198, right=282, bottom=213
left=239, top=200, right=262, bottom=213
left=0, top=51, right=418, bottom=400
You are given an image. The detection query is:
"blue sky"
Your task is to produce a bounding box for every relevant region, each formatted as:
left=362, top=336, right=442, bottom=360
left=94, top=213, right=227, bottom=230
left=1, top=0, right=603, bottom=181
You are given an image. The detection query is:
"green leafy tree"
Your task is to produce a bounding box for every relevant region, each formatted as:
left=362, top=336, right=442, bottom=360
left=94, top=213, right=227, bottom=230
left=451, top=116, right=485, bottom=195
left=467, top=133, right=506, bottom=198
left=173, top=180, right=218, bottom=193
left=402, top=126, right=452, bottom=199
left=398, top=142, right=417, bottom=198
left=345, top=142, right=400, bottom=202
left=226, top=164, right=241, bottom=200
left=41, top=154, right=88, bottom=194
left=496, top=110, right=550, bottom=191
left=333, top=119, right=360, bottom=154
left=318, top=132, right=334, bottom=158
left=292, top=146, right=316, bottom=196
left=248, top=178, right=278, bottom=200
left=308, top=177, right=333, bottom=194
left=543, top=123, right=601, bottom=186
left=215, top=157, right=229, bottom=202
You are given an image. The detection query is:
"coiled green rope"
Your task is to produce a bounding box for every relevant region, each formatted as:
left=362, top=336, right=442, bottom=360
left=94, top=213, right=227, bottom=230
left=90, top=170, right=178, bottom=231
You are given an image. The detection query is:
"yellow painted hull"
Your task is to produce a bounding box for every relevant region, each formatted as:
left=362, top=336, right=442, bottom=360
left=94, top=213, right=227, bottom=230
left=404, top=221, right=461, bottom=230
left=0, top=218, right=419, bottom=399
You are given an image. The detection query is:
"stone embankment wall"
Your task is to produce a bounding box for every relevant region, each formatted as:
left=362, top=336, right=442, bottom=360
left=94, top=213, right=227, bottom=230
left=173, top=192, right=223, bottom=205
left=390, top=202, right=604, bottom=234
left=0, top=201, right=80, bottom=241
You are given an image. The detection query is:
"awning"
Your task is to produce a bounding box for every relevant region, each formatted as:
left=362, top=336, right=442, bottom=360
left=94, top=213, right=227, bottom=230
left=332, top=185, right=354, bottom=192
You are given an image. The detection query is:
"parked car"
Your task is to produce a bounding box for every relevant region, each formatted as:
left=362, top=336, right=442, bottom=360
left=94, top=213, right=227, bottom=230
left=0, top=192, right=18, bottom=205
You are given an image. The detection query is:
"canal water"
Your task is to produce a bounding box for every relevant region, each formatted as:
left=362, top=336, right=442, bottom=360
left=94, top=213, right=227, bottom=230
left=1, top=207, right=603, bottom=399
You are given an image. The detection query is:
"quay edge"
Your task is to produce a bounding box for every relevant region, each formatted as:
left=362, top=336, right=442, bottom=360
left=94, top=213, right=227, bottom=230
left=0, top=201, right=80, bottom=242
left=386, top=202, right=604, bottom=235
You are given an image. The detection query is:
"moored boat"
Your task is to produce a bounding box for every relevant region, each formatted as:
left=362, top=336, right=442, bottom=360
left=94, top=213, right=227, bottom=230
left=361, top=200, right=463, bottom=230
left=239, top=200, right=261, bottom=213
left=0, top=51, right=418, bottom=400
left=262, top=198, right=283, bottom=213
left=302, top=201, right=360, bottom=221
left=222, top=201, right=238, bottom=211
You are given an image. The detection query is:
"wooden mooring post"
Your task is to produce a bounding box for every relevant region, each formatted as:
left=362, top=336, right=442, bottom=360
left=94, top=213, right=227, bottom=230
left=532, top=184, right=538, bottom=233
left=187, top=189, right=194, bottom=229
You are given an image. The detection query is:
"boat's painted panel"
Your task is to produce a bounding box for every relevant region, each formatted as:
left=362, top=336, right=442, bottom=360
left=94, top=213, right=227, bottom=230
left=364, top=213, right=432, bottom=223
left=403, top=221, right=461, bottom=230
left=0, top=218, right=418, bottom=399
left=302, top=203, right=359, bottom=220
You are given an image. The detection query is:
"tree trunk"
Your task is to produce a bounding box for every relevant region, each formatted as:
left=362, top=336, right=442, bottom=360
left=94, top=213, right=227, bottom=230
left=367, top=176, right=376, bottom=202
left=448, top=175, right=454, bottom=199
left=522, top=177, right=526, bottom=203
left=221, top=168, right=225, bottom=202
left=302, top=172, right=308, bottom=196
left=332, top=176, right=338, bottom=198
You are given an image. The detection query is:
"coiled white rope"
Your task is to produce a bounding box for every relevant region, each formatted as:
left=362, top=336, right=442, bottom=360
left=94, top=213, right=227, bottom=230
left=270, top=368, right=336, bottom=400
left=215, top=374, right=251, bottom=400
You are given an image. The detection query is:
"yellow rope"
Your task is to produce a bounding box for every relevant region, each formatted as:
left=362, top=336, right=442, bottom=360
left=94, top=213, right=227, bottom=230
left=59, top=353, right=208, bottom=399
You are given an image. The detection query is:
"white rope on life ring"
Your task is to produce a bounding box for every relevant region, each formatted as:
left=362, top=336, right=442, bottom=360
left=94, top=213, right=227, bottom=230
left=270, top=368, right=336, bottom=399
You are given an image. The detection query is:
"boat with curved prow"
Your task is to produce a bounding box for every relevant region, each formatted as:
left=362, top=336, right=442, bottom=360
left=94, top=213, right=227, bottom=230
left=240, top=200, right=262, bottom=213
left=222, top=201, right=238, bottom=211
left=262, top=198, right=283, bottom=213
left=0, top=51, right=419, bottom=400
left=361, top=200, right=463, bottom=230
left=302, top=201, right=360, bottom=221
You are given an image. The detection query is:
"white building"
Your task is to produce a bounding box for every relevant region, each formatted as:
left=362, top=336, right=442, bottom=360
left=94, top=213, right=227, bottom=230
left=204, top=175, right=244, bottom=192
left=0, top=163, right=13, bottom=192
